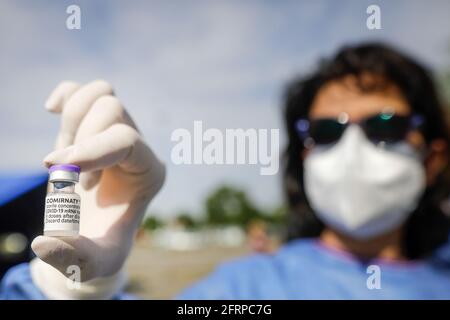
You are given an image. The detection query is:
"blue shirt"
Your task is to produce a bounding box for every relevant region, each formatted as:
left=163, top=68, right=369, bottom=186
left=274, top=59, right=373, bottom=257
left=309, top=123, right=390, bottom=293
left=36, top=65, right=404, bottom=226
left=2, top=238, right=450, bottom=300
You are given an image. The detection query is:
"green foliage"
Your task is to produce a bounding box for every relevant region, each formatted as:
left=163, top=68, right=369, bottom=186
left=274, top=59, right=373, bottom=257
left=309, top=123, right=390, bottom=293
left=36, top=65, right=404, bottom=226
left=436, top=46, right=450, bottom=106
left=205, top=186, right=260, bottom=226
left=264, top=205, right=288, bottom=225
left=142, top=216, right=164, bottom=231
left=438, top=72, right=450, bottom=106
left=176, top=212, right=199, bottom=230
left=145, top=186, right=287, bottom=230
left=204, top=185, right=285, bottom=227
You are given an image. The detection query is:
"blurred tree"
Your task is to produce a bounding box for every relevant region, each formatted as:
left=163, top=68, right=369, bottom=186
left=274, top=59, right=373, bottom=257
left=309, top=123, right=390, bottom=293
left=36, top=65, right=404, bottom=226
left=142, top=215, right=164, bottom=231
left=439, top=73, right=450, bottom=106
left=437, top=44, right=450, bottom=106
left=176, top=211, right=199, bottom=230
left=205, top=185, right=266, bottom=227
left=265, top=205, right=288, bottom=225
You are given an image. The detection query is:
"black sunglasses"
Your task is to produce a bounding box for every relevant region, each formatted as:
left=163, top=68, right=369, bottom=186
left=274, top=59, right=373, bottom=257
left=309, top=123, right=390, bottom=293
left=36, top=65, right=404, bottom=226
left=295, top=112, right=424, bottom=148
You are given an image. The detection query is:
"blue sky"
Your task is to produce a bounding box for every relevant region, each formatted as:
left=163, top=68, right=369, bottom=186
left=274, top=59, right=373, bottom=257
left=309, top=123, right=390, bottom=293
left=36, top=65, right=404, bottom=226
left=1, top=0, right=450, bottom=217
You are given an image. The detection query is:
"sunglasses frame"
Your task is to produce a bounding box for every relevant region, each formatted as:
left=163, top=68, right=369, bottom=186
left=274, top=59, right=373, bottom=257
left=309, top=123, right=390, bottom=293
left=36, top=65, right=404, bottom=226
left=295, top=112, right=425, bottom=148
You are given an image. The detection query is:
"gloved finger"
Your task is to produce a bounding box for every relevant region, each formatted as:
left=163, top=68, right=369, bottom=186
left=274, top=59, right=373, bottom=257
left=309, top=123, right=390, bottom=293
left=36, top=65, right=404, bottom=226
left=74, top=95, right=139, bottom=190
left=31, top=235, right=124, bottom=281
left=75, top=95, right=138, bottom=143
left=75, top=95, right=124, bottom=189
left=44, top=123, right=164, bottom=177
left=79, top=170, right=102, bottom=191
left=45, top=81, right=81, bottom=113
left=55, top=80, right=114, bottom=149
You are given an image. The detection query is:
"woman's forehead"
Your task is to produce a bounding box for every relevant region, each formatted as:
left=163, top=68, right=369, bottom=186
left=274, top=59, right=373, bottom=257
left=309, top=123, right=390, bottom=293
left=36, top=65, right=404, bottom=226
left=309, top=76, right=411, bottom=121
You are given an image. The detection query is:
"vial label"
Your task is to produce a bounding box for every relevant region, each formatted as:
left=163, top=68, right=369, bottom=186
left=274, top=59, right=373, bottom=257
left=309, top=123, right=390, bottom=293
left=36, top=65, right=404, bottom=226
left=44, top=193, right=81, bottom=234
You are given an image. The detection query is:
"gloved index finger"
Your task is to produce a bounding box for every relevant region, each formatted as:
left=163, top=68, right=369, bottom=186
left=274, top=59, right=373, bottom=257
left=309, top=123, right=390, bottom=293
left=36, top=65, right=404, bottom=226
left=44, top=123, right=162, bottom=175
left=55, top=80, right=114, bottom=149
left=45, top=81, right=81, bottom=113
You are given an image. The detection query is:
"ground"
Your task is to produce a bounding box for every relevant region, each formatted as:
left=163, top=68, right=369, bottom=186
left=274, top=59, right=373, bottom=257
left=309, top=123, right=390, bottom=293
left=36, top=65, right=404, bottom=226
left=125, top=240, right=250, bottom=299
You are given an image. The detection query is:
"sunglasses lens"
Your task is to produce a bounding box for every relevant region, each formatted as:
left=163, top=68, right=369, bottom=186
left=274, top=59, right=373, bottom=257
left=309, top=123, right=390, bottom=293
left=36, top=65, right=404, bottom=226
left=364, top=114, right=411, bottom=143
left=309, top=119, right=347, bottom=145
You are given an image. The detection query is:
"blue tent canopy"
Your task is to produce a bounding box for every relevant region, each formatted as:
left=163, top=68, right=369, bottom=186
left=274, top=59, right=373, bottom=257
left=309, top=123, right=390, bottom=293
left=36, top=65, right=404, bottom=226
left=0, top=172, right=47, bottom=206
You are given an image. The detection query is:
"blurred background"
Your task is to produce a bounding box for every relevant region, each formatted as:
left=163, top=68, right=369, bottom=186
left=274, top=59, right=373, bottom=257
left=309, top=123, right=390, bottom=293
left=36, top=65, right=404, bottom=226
left=1, top=0, right=450, bottom=298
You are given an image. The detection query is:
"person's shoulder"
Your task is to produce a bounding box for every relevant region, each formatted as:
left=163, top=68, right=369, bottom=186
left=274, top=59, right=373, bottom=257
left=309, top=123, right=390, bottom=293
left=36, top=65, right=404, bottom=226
left=213, top=238, right=317, bottom=277
left=176, top=252, right=273, bottom=299
left=429, top=232, right=450, bottom=268
left=177, top=239, right=316, bottom=299
left=276, top=238, right=317, bottom=255
left=217, top=252, right=274, bottom=281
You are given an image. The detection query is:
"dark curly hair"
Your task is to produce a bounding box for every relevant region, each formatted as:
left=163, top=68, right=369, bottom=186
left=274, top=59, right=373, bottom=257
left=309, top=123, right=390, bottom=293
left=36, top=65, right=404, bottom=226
left=283, top=42, right=450, bottom=259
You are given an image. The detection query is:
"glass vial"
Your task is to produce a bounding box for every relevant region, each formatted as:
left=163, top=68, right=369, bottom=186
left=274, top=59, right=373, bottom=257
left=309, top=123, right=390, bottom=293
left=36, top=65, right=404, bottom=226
left=44, top=164, right=81, bottom=237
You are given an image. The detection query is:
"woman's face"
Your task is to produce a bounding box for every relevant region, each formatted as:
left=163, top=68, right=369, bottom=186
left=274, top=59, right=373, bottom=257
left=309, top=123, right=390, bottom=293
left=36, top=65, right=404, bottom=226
left=306, top=74, right=447, bottom=185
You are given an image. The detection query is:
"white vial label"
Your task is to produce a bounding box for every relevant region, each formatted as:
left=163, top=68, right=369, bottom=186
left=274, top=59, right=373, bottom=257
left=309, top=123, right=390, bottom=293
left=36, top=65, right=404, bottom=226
left=44, top=193, right=80, bottom=235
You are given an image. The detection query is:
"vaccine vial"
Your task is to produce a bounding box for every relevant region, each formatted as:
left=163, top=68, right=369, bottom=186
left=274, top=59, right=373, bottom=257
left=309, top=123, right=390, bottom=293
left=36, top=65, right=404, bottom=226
left=44, top=164, right=81, bottom=237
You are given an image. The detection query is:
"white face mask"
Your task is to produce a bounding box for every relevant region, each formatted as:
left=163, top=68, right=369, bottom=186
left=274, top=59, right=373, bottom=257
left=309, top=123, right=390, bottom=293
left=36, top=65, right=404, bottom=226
left=304, top=125, right=426, bottom=239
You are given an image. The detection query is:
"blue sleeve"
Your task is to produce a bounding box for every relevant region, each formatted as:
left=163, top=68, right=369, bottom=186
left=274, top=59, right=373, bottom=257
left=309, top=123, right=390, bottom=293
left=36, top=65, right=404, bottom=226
left=3, top=261, right=243, bottom=300
left=0, top=263, right=137, bottom=300
left=176, top=263, right=239, bottom=299
left=176, top=254, right=285, bottom=300
left=0, top=263, right=46, bottom=300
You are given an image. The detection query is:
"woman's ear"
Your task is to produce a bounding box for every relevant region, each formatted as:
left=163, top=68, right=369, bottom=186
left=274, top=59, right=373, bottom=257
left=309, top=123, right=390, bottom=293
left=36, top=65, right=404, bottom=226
left=301, top=148, right=310, bottom=161
left=425, top=138, right=448, bottom=186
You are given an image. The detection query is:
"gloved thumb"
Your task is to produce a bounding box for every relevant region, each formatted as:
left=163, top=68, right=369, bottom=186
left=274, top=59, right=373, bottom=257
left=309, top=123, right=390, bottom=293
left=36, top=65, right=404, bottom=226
left=31, top=235, right=99, bottom=281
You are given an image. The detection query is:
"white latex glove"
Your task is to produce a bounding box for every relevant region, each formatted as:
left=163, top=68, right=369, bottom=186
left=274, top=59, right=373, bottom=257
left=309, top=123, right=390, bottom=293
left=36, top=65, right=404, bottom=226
left=30, top=80, right=166, bottom=299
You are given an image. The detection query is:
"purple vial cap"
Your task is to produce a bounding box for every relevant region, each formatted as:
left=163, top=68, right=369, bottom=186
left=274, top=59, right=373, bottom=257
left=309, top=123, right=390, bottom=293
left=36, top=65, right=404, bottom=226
left=48, top=164, right=81, bottom=173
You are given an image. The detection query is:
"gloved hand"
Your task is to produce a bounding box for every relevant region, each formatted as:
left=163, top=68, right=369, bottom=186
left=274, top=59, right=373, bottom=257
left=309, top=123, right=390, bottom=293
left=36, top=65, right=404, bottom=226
left=30, top=80, right=166, bottom=299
